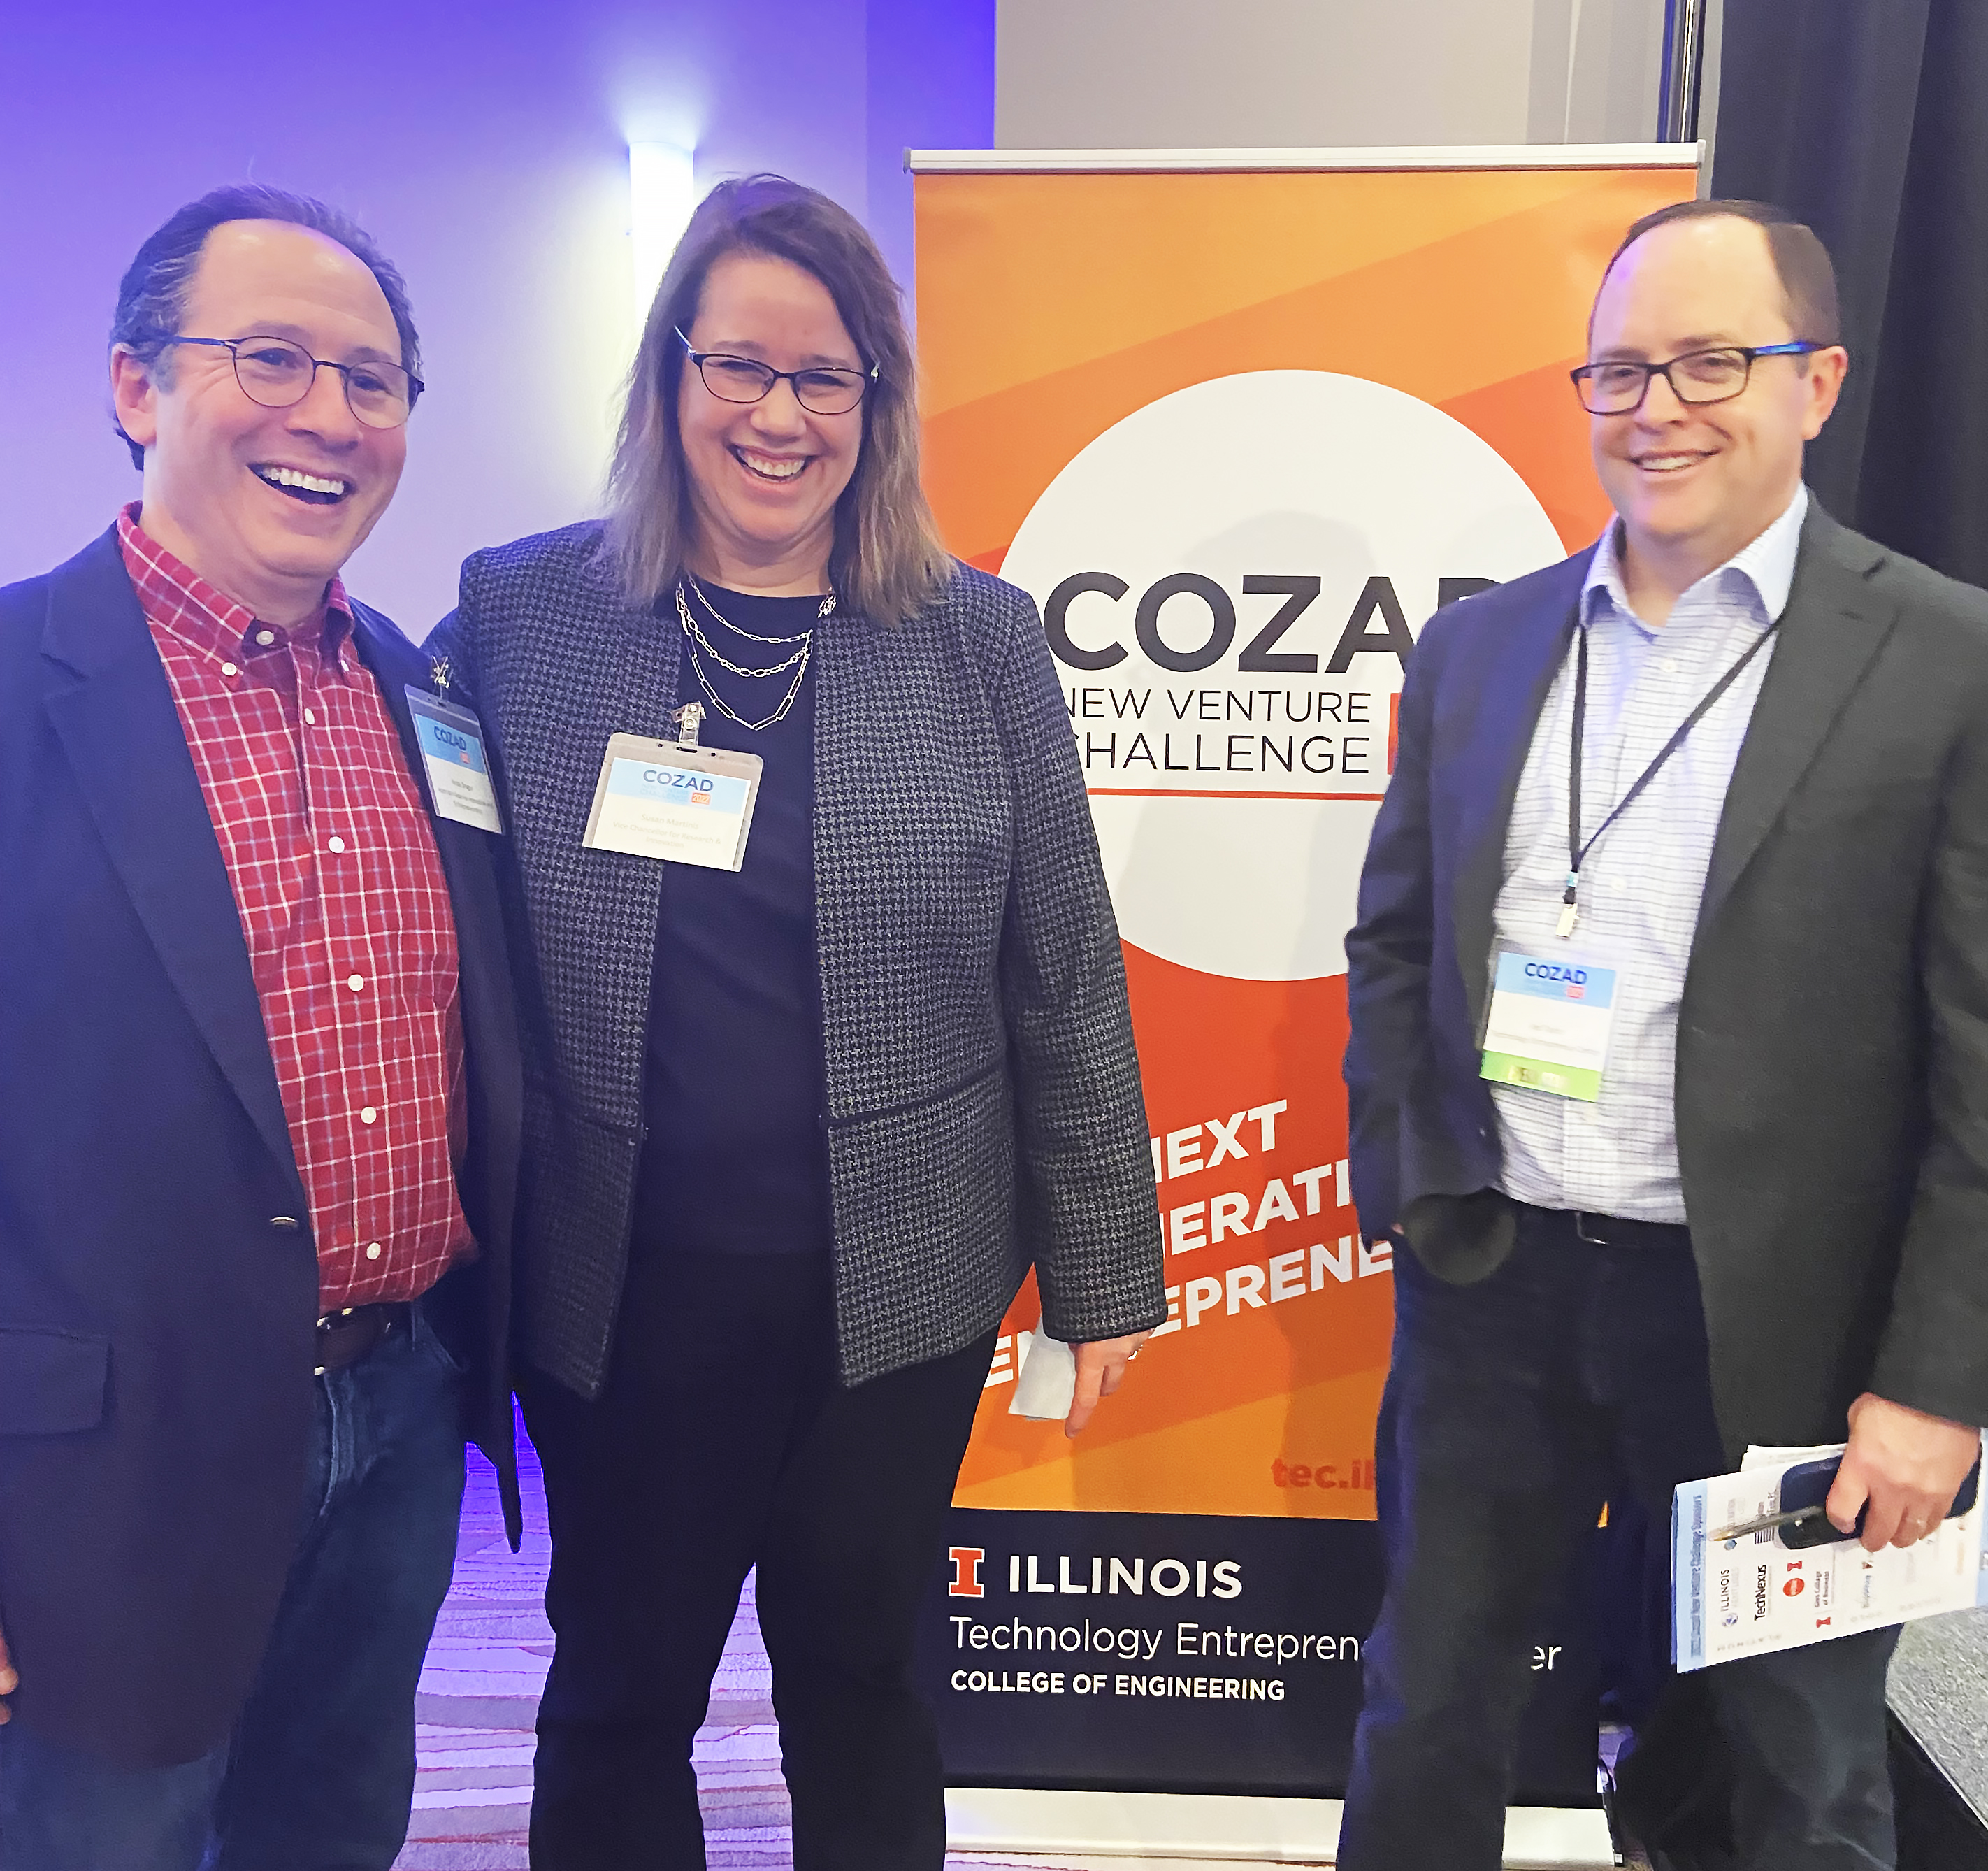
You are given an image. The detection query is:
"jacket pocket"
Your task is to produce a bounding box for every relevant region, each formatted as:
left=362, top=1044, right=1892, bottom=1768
left=0, top=1327, right=110, bottom=1434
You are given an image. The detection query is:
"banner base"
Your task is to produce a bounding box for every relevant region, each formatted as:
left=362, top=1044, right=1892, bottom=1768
left=946, top=1786, right=1614, bottom=1867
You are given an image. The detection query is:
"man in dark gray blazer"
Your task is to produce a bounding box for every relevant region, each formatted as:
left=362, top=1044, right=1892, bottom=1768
left=1337, top=197, right=1988, bottom=1871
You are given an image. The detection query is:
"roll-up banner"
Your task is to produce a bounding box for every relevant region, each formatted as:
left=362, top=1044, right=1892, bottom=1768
left=908, top=145, right=1700, bottom=1830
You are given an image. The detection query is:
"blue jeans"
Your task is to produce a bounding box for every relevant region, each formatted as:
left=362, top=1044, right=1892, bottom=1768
left=1337, top=1203, right=1899, bottom=1871
left=0, top=1305, right=466, bottom=1871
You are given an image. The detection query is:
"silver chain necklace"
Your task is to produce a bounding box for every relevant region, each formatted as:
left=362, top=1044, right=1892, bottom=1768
left=672, top=578, right=834, bottom=733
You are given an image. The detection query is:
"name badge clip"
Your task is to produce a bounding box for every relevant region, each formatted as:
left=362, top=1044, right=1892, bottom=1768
left=403, top=684, right=503, bottom=835
left=582, top=724, right=764, bottom=873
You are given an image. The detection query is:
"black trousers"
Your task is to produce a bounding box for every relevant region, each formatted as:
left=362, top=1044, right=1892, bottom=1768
left=519, top=1249, right=995, bottom=1871
left=1337, top=1202, right=1899, bottom=1871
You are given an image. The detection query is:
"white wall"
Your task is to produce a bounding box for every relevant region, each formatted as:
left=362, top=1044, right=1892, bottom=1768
left=995, top=0, right=1669, bottom=150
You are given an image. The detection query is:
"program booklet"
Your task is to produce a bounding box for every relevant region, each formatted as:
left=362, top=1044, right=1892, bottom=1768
left=1672, top=1438, right=1988, bottom=1672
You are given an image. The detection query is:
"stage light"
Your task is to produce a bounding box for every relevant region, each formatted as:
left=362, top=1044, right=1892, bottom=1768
left=628, top=142, right=697, bottom=327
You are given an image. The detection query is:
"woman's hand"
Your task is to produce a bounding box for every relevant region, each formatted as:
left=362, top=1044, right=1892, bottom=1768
left=1065, top=1332, right=1151, bottom=1438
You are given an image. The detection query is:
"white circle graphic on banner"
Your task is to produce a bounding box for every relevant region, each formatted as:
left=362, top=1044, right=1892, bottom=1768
left=1001, top=370, right=1566, bottom=981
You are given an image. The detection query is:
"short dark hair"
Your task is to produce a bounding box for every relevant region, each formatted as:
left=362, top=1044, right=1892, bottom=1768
left=110, top=184, right=420, bottom=468
left=606, top=174, right=951, bottom=626
left=1599, top=197, right=1841, bottom=347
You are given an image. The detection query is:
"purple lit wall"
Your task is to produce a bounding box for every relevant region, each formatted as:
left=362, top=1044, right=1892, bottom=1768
left=1, top=0, right=995, bottom=630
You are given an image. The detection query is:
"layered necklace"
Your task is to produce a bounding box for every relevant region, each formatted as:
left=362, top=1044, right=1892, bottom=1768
left=673, top=573, right=834, bottom=733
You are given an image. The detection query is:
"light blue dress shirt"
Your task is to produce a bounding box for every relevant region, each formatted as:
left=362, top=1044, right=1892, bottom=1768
left=1490, top=485, right=1808, bottom=1224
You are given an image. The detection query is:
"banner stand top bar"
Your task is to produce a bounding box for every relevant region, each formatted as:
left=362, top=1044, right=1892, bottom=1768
left=906, top=142, right=1703, bottom=175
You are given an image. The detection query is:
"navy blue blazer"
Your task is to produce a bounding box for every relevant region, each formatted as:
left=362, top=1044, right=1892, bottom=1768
left=0, top=528, right=521, bottom=1769
left=1346, top=506, right=1988, bottom=1457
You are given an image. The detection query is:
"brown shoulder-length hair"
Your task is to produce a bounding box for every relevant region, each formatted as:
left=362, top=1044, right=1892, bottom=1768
left=605, top=174, right=952, bottom=624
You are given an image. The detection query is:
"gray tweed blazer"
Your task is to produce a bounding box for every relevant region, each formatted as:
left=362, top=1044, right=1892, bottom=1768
left=431, top=523, right=1166, bottom=1398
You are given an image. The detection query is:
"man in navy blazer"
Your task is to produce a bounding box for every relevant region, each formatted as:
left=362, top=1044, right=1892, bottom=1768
left=1339, top=201, right=1988, bottom=1870
left=0, top=187, right=519, bottom=1870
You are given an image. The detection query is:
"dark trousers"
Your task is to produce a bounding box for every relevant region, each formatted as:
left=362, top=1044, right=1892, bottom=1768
left=0, top=1305, right=467, bottom=1871
left=1337, top=1203, right=1899, bottom=1871
left=519, top=1250, right=996, bottom=1871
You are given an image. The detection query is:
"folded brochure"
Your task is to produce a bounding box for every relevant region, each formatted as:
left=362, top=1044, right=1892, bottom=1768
left=1672, top=1436, right=1988, bottom=1671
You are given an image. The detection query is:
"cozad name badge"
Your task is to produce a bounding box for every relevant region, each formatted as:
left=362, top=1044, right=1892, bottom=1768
left=1479, top=949, right=1620, bottom=1103
left=405, top=688, right=503, bottom=834
left=582, top=731, right=762, bottom=872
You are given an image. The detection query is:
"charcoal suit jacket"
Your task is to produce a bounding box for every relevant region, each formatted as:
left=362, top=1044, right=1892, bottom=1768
left=429, top=522, right=1166, bottom=1400
left=0, top=528, right=521, bottom=1767
left=1345, top=504, right=1988, bottom=1457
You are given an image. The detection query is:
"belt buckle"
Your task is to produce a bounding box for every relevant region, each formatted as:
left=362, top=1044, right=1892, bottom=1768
left=1573, top=1210, right=1611, bottom=1245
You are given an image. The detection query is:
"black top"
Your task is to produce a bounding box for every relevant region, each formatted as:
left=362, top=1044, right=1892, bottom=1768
left=631, top=582, right=833, bottom=1256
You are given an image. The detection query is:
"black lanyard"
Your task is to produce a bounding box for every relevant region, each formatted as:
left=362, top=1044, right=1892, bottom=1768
left=1557, top=609, right=1780, bottom=938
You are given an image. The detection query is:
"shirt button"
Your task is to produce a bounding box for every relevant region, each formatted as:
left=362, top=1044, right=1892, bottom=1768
left=255, top=629, right=277, bottom=647
left=303, top=708, right=317, bottom=725
left=346, top=973, right=365, bottom=991
left=360, top=1105, right=379, bottom=1124
left=366, top=1242, right=383, bottom=1261
left=221, top=661, right=239, bottom=678
left=328, top=836, right=347, bottom=854
left=1660, top=657, right=1679, bottom=674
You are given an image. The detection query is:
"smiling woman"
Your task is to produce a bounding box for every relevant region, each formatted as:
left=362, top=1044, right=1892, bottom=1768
left=426, top=173, right=1168, bottom=1870
left=606, top=174, right=949, bottom=624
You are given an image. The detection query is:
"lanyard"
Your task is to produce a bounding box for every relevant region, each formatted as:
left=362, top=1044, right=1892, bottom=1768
left=1557, top=608, right=1780, bottom=938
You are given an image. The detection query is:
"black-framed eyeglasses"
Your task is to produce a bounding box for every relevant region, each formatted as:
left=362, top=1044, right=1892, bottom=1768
left=675, top=328, right=876, bottom=415
left=160, top=335, right=424, bottom=428
left=1571, top=341, right=1823, bottom=415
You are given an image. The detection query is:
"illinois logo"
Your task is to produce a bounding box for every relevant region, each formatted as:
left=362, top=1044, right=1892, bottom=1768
left=947, top=1547, right=986, bottom=1598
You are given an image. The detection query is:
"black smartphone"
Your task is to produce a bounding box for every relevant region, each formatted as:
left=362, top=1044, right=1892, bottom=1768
left=1775, top=1454, right=1981, bottom=1550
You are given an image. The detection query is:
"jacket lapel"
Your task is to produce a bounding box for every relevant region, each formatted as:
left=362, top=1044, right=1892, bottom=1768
left=350, top=604, right=523, bottom=1251
left=1452, top=555, right=1591, bottom=1040
left=1697, top=509, right=1894, bottom=934
left=39, top=529, right=303, bottom=1193
left=506, top=572, right=678, bottom=1128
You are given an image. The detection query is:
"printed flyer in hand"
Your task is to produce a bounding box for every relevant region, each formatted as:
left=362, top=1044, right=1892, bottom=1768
left=1673, top=1438, right=1988, bottom=1672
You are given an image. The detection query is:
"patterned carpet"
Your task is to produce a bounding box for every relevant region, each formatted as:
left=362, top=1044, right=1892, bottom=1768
left=391, top=1430, right=1266, bottom=1871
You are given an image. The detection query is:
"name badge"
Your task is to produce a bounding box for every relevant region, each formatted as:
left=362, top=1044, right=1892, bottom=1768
left=582, top=731, right=763, bottom=872
left=1479, top=949, right=1620, bottom=1103
left=405, top=688, right=503, bottom=834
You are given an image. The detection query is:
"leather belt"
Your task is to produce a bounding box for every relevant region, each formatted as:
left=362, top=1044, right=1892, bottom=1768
left=1515, top=1202, right=1691, bottom=1250
left=314, top=1301, right=412, bottom=1376
left=1571, top=1209, right=1690, bottom=1249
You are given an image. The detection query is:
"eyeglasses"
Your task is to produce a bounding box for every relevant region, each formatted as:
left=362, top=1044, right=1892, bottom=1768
left=1571, top=341, right=1823, bottom=415
left=160, top=335, right=423, bottom=428
left=675, top=328, right=876, bottom=415
left=1571, top=342, right=1828, bottom=415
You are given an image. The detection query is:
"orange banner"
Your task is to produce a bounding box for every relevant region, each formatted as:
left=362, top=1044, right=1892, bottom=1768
left=916, top=159, right=1694, bottom=1523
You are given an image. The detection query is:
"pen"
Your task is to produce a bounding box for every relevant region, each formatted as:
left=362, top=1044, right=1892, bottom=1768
left=1708, top=1504, right=1829, bottom=1543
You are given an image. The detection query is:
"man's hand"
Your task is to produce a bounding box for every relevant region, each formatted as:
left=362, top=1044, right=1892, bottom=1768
left=1065, top=1332, right=1151, bottom=1438
left=1827, top=1393, right=1982, bottom=1553
left=0, top=1620, right=14, bottom=1724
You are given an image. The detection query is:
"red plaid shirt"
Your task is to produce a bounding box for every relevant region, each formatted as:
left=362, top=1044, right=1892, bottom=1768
left=119, top=506, right=474, bottom=1312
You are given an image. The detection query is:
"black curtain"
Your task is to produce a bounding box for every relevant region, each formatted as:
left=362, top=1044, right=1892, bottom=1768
left=1713, top=0, right=1988, bottom=590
